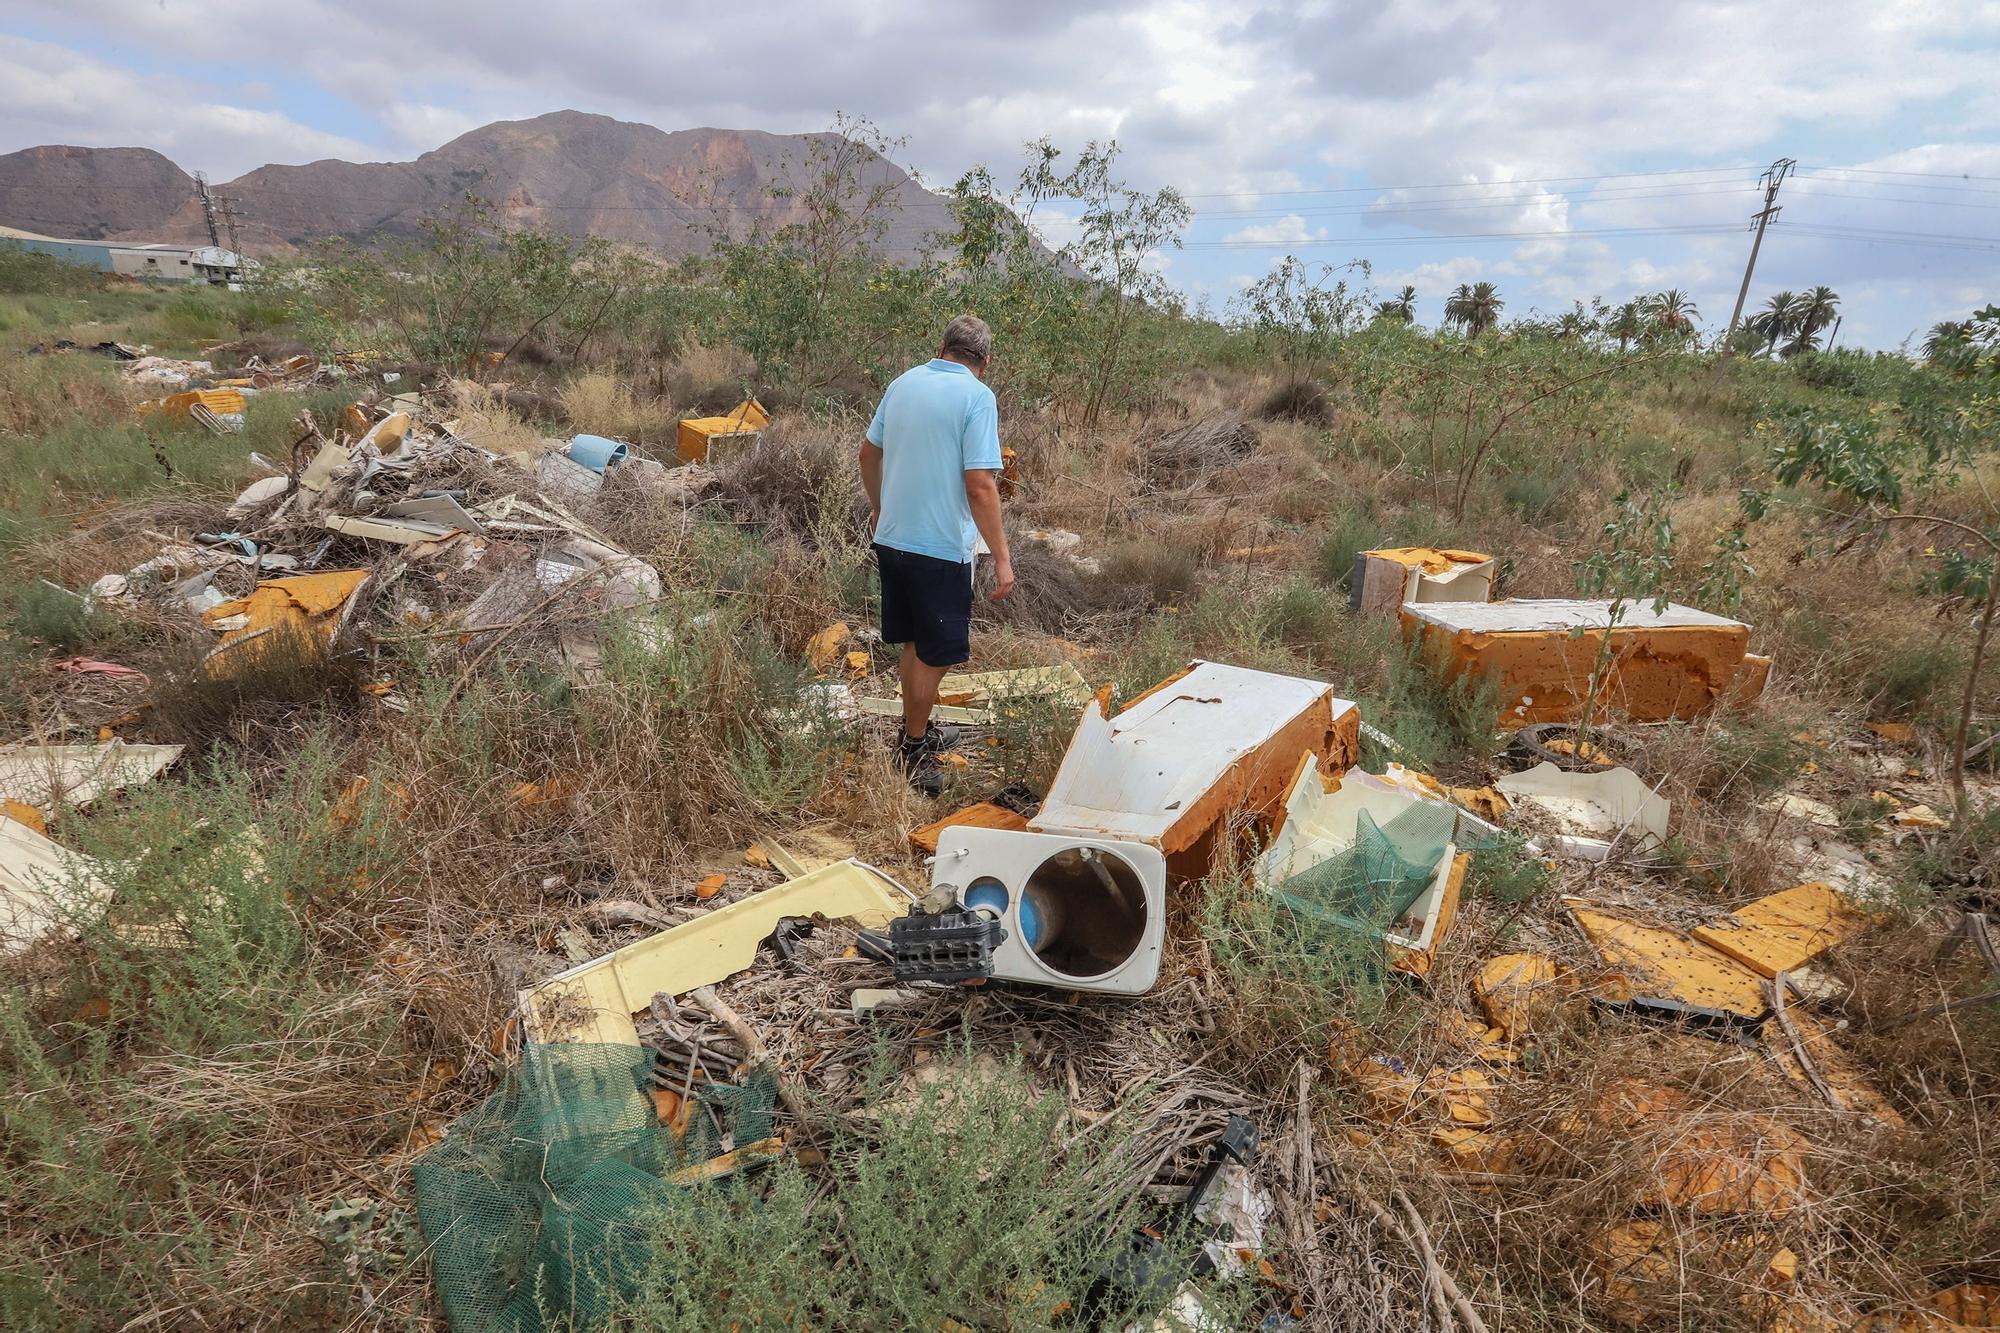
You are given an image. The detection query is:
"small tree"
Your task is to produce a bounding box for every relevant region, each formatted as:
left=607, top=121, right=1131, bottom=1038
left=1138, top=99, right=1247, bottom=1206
left=1017, top=139, right=1192, bottom=427
left=1754, top=367, right=1997, bottom=804
left=1572, top=488, right=1677, bottom=756
left=1235, top=256, right=1369, bottom=395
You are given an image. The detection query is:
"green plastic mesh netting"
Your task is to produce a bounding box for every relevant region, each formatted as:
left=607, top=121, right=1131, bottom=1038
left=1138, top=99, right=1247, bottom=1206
left=1271, top=799, right=1474, bottom=937
left=413, top=1043, right=776, bottom=1332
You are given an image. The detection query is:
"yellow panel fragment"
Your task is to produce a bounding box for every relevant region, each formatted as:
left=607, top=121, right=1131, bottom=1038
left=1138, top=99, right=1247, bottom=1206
left=521, top=860, right=906, bottom=1045
left=1571, top=903, right=1769, bottom=1019
left=1692, top=881, right=1875, bottom=979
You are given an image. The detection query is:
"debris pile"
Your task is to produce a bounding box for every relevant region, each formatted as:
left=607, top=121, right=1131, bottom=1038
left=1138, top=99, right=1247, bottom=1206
left=1139, top=411, right=1259, bottom=490
left=62, top=385, right=717, bottom=689
left=18, top=418, right=1993, bottom=1333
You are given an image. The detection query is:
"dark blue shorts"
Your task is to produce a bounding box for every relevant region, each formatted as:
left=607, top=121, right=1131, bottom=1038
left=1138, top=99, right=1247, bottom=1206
left=874, top=543, right=973, bottom=668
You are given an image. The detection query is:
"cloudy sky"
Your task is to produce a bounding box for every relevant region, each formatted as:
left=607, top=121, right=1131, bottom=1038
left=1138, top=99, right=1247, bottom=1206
left=4, top=0, right=1997, bottom=349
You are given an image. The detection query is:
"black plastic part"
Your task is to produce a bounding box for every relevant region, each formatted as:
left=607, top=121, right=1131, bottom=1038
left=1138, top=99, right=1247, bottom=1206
left=853, top=929, right=895, bottom=965
left=889, top=909, right=1005, bottom=985
left=1183, top=1115, right=1259, bottom=1278
left=990, top=782, right=1043, bottom=819
left=1076, top=1114, right=1263, bottom=1326
left=767, top=917, right=817, bottom=968
left=1590, top=993, right=1768, bottom=1037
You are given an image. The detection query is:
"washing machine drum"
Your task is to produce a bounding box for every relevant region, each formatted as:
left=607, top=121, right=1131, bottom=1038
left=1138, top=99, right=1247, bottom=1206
left=928, top=827, right=1167, bottom=995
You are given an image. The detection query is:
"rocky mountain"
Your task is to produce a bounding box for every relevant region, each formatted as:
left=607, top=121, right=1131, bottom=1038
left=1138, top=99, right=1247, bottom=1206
left=0, top=112, right=959, bottom=260
left=0, top=145, right=194, bottom=240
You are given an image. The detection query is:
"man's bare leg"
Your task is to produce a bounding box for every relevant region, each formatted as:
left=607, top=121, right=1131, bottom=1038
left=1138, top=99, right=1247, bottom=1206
left=899, top=644, right=948, bottom=741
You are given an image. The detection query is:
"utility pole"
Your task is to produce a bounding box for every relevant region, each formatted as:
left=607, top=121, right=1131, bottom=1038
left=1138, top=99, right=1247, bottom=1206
left=193, top=171, right=222, bottom=247
left=1716, top=157, right=1794, bottom=366
left=215, top=194, right=243, bottom=256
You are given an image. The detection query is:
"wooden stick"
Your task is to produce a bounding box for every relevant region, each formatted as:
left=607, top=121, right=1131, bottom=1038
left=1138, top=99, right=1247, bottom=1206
left=688, top=985, right=810, bottom=1128
left=1768, top=972, right=1840, bottom=1109
left=1389, top=1186, right=1491, bottom=1333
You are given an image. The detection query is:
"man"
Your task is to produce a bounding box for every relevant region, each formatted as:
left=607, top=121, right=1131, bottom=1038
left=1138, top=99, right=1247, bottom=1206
left=860, top=314, right=1015, bottom=793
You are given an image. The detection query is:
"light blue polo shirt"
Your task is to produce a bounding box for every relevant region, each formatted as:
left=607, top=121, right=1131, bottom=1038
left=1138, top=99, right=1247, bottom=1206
left=866, top=358, right=1003, bottom=564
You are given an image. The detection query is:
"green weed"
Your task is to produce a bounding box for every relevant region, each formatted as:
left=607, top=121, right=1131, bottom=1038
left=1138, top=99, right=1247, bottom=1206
left=633, top=1049, right=1254, bottom=1333
left=1467, top=831, right=1551, bottom=904
left=1360, top=637, right=1502, bottom=775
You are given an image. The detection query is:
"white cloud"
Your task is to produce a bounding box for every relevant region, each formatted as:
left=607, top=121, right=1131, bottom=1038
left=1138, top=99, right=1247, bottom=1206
left=0, top=34, right=376, bottom=176
left=1220, top=213, right=1328, bottom=246
left=0, top=1, right=1994, bottom=343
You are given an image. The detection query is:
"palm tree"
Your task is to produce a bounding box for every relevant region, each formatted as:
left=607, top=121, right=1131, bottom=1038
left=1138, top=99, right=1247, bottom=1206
left=1785, top=286, right=1840, bottom=356
left=1555, top=305, right=1595, bottom=342
left=1926, top=319, right=1973, bottom=363
left=1752, top=290, right=1801, bottom=356
left=1445, top=281, right=1504, bottom=336
left=1376, top=285, right=1417, bottom=322
left=1645, top=289, right=1699, bottom=342
left=1607, top=300, right=1643, bottom=353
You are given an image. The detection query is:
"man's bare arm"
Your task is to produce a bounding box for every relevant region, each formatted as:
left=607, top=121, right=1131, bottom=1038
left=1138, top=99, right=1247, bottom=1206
left=859, top=441, right=884, bottom=535
left=965, top=469, right=1013, bottom=601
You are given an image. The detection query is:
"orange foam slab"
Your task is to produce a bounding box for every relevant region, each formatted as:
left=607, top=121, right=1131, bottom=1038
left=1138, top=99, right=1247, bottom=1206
left=1570, top=902, right=1770, bottom=1020
left=907, top=801, right=1032, bottom=855
left=1403, top=598, right=1767, bottom=725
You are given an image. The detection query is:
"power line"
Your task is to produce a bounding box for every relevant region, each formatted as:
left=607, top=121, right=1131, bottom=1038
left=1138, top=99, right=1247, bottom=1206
left=1812, top=165, right=2000, bottom=183
left=1180, top=223, right=1750, bottom=250
left=1796, top=173, right=2000, bottom=198
left=1192, top=182, right=1759, bottom=221
left=1177, top=165, right=1760, bottom=200
left=1774, top=221, right=2000, bottom=252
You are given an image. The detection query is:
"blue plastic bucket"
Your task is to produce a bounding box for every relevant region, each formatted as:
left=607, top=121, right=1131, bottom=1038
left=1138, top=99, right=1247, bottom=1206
left=568, top=433, right=629, bottom=474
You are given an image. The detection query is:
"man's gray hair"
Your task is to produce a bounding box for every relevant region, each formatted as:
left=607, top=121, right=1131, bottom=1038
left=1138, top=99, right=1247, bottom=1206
left=940, top=314, right=993, bottom=365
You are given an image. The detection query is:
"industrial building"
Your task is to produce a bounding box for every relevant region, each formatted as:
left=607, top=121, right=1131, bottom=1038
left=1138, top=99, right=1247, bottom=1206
left=0, top=225, right=247, bottom=285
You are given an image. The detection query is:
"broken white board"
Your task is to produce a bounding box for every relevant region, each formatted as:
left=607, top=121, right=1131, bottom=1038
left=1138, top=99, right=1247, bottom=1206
left=1494, top=761, right=1668, bottom=858
left=0, top=741, right=185, bottom=812
left=1, top=814, right=109, bottom=956
left=856, top=664, right=1092, bottom=726
left=381, top=494, right=488, bottom=535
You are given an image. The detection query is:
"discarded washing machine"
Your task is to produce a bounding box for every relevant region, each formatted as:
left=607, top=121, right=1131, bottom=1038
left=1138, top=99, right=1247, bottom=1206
left=891, top=661, right=1360, bottom=997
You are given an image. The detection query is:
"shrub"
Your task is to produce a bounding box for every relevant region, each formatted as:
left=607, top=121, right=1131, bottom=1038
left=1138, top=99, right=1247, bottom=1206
left=1314, top=499, right=1384, bottom=589
left=1859, top=636, right=1965, bottom=722
left=1257, top=377, right=1333, bottom=426
left=149, top=624, right=369, bottom=755
left=1361, top=637, right=1501, bottom=775
left=1467, top=831, right=1550, bottom=904
left=0, top=743, right=410, bottom=1328
left=1500, top=470, right=1560, bottom=524
left=1200, top=868, right=1394, bottom=1068
left=633, top=1050, right=1251, bottom=1333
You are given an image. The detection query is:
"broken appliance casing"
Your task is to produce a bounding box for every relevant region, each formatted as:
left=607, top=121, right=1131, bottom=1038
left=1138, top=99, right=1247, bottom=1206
left=1259, top=760, right=1465, bottom=973
left=1030, top=660, right=1360, bottom=879
left=903, top=661, right=1357, bottom=996
left=928, top=826, right=1167, bottom=995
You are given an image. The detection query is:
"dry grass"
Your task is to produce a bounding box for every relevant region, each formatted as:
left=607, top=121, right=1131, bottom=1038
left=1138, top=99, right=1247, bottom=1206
left=560, top=369, right=677, bottom=445
left=664, top=340, right=760, bottom=413
left=448, top=384, right=550, bottom=463
left=7, top=283, right=2000, bottom=1332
